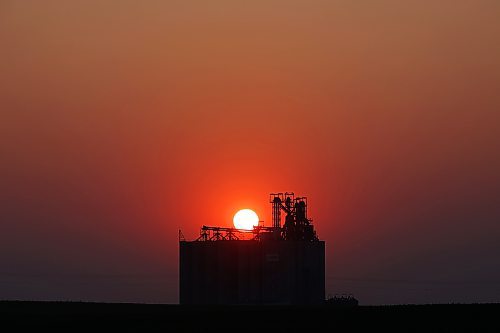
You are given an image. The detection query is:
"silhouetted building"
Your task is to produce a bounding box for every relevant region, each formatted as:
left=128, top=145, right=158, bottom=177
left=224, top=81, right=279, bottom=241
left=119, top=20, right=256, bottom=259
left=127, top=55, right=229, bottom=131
left=179, top=193, right=325, bottom=304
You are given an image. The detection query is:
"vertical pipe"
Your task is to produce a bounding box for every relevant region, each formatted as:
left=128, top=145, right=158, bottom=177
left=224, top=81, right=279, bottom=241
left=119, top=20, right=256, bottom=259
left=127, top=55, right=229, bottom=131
left=272, top=197, right=281, bottom=228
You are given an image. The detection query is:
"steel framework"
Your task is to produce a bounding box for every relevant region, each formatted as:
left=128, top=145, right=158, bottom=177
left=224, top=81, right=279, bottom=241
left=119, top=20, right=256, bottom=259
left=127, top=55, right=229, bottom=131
left=182, top=192, right=318, bottom=243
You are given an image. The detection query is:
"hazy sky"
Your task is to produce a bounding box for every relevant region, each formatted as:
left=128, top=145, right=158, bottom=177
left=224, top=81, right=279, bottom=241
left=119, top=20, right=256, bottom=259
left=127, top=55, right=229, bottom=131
left=1, top=0, right=499, bottom=304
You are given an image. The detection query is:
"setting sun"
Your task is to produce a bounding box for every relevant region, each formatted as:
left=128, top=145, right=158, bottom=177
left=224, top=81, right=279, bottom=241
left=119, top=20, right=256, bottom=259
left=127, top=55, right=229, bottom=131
left=233, top=209, right=259, bottom=230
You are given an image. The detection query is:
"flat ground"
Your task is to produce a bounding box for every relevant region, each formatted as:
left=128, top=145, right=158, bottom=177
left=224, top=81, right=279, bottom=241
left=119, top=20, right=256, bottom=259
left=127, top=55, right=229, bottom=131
left=1, top=301, right=499, bottom=331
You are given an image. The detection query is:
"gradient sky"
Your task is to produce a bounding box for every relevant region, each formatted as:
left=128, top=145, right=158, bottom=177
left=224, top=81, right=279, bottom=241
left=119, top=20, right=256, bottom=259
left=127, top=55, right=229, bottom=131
left=1, top=0, right=499, bottom=304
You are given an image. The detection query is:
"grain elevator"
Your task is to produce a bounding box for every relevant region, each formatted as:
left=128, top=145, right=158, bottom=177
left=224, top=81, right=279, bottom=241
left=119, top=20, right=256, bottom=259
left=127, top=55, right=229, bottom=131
left=179, top=192, right=325, bottom=304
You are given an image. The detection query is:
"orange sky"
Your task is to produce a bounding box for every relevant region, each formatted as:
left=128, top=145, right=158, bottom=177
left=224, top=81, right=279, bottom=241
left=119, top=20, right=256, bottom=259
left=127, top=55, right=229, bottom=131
left=1, top=0, right=500, bottom=304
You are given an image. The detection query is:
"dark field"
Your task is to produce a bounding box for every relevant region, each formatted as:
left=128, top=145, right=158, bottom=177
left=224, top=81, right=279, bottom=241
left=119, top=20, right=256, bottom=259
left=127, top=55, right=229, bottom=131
left=1, top=301, right=499, bottom=331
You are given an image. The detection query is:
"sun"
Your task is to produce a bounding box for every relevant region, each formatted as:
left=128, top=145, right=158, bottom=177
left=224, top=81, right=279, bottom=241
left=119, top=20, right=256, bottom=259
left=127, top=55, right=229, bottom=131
left=233, top=209, right=259, bottom=230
